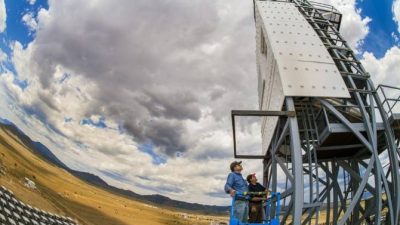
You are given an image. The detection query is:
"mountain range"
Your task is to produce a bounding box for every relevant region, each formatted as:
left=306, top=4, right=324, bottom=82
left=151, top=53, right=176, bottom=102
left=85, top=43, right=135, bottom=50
left=0, top=118, right=228, bottom=215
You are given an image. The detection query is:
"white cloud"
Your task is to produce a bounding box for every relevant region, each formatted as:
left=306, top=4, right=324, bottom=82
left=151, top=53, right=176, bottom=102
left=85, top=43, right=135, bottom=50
left=0, top=0, right=6, bottom=32
left=361, top=46, right=400, bottom=87
left=0, top=0, right=262, bottom=205
left=28, top=0, right=252, bottom=156
left=393, top=0, right=400, bottom=33
left=28, top=0, right=36, bottom=5
left=0, top=49, right=6, bottom=61
left=361, top=46, right=400, bottom=119
left=0, top=0, right=375, bottom=206
left=316, top=0, right=371, bottom=51
left=392, top=32, right=400, bottom=44
left=22, top=13, right=38, bottom=31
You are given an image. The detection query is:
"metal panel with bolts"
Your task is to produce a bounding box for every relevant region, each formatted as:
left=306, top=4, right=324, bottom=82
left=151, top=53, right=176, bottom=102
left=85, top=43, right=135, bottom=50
left=255, top=1, right=350, bottom=154
left=256, top=0, right=349, bottom=98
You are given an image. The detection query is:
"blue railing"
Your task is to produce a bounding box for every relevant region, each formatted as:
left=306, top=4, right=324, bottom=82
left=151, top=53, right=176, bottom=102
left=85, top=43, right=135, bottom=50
left=229, top=191, right=281, bottom=225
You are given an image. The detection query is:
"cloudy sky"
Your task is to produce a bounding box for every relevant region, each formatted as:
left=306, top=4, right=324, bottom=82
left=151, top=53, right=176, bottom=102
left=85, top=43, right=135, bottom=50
left=0, top=0, right=398, bottom=206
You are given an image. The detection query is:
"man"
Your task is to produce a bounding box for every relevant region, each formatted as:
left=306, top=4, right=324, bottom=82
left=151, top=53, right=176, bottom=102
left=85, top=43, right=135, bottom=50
left=247, top=173, right=268, bottom=223
left=224, top=161, right=248, bottom=223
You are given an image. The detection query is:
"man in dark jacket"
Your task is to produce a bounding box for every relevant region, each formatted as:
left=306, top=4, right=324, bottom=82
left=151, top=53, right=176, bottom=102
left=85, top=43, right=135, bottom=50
left=247, top=173, right=268, bottom=223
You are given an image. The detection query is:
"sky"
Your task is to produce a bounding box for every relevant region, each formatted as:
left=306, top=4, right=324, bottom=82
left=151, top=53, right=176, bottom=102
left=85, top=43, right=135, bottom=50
left=0, top=0, right=398, bottom=206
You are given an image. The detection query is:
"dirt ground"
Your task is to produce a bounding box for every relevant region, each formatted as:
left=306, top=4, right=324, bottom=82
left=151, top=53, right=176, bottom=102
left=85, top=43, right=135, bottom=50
left=0, top=127, right=228, bottom=225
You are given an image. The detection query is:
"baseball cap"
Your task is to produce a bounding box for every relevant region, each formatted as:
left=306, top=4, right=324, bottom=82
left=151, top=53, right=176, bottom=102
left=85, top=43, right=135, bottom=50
left=230, top=161, right=242, bottom=172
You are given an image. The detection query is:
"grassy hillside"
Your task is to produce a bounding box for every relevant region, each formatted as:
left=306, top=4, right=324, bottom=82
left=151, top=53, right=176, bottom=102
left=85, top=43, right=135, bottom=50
left=0, top=121, right=228, bottom=215
left=0, top=126, right=227, bottom=225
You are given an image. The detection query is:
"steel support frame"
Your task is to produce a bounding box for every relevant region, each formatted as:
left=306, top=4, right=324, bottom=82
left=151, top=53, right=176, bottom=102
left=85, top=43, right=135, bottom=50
left=263, top=97, right=304, bottom=225
left=293, top=0, right=398, bottom=224
left=237, top=1, right=400, bottom=225
left=260, top=97, right=395, bottom=225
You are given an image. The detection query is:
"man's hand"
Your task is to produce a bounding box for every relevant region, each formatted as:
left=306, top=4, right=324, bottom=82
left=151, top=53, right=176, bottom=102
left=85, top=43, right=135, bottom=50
left=251, top=197, right=265, bottom=202
left=253, top=197, right=268, bottom=202
left=230, top=189, right=236, bottom=197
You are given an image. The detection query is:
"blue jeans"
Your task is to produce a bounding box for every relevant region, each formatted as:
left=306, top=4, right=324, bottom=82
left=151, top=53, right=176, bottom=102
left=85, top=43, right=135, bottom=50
left=234, top=200, right=248, bottom=223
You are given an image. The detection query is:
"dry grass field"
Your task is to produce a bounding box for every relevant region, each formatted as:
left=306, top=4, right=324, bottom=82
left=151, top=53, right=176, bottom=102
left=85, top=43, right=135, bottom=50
left=0, top=126, right=228, bottom=225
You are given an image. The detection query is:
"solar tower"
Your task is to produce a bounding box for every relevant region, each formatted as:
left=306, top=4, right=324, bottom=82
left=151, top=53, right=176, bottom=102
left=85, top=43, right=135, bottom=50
left=231, top=1, right=400, bottom=224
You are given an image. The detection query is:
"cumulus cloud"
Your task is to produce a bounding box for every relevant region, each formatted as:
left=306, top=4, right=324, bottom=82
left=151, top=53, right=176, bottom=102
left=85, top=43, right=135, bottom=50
left=0, top=0, right=375, bottom=205
left=1, top=0, right=261, bottom=205
left=0, top=49, right=6, bottom=61
left=318, top=0, right=371, bottom=51
left=20, top=0, right=258, bottom=157
left=392, top=32, right=400, bottom=44
left=22, top=12, right=38, bottom=31
left=362, top=46, right=400, bottom=86
left=394, top=0, right=400, bottom=33
left=0, top=0, right=6, bottom=32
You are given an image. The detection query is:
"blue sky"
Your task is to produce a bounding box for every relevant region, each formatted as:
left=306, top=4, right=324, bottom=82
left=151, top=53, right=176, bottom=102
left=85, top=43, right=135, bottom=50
left=0, top=0, right=169, bottom=166
left=1, top=0, right=47, bottom=89
left=357, top=0, right=399, bottom=57
left=2, top=0, right=47, bottom=52
left=1, top=0, right=398, bottom=66
left=0, top=0, right=399, bottom=206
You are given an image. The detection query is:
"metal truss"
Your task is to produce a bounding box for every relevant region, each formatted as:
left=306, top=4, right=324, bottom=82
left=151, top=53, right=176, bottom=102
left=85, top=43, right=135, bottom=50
left=232, top=1, right=400, bottom=224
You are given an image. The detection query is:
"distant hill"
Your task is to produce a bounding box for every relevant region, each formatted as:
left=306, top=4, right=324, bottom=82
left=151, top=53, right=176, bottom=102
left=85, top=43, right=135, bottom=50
left=0, top=119, right=228, bottom=215
left=0, top=120, right=228, bottom=225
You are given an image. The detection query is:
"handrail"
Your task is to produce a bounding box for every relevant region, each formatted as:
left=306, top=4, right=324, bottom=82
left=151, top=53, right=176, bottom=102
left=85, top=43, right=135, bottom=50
left=308, top=1, right=339, bottom=13
left=230, top=191, right=281, bottom=225
left=376, top=84, right=400, bottom=118
left=231, top=110, right=296, bottom=159
left=235, top=191, right=269, bottom=196
left=377, top=84, right=400, bottom=91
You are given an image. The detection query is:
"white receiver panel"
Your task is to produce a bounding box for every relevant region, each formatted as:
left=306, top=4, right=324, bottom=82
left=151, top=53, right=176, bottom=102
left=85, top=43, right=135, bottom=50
left=255, top=0, right=350, bottom=154
left=257, top=0, right=350, bottom=98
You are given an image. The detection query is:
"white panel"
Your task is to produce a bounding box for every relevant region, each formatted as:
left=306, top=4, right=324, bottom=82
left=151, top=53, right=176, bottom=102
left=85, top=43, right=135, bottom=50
left=255, top=1, right=350, bottom=154
left=256, top=0, right=350, bottom=98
